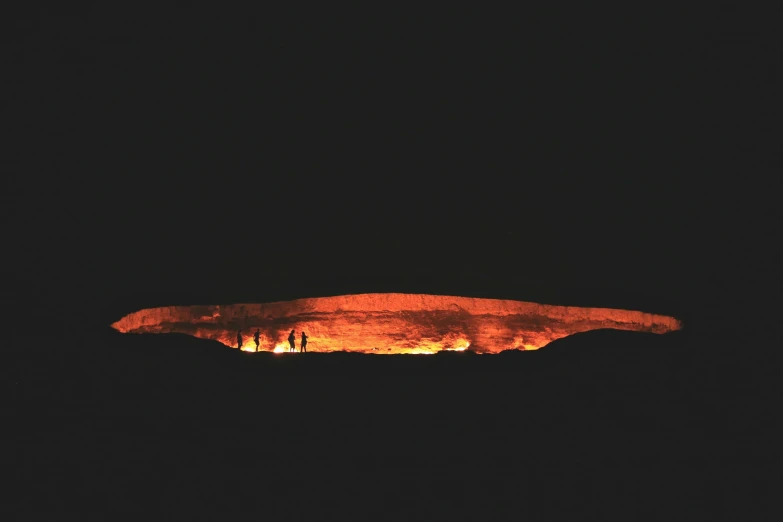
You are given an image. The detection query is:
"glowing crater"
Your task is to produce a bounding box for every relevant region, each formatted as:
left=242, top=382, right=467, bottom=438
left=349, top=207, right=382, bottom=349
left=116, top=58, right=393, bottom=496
left=110, top=293, right=682, bottom=354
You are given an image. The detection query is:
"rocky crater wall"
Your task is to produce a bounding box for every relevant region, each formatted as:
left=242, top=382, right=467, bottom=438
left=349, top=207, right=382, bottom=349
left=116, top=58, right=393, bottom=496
left=111, top=293, right=683, bottom=354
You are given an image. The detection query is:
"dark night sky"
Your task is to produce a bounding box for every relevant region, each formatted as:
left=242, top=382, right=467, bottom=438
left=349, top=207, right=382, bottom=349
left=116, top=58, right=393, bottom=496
left=3, top=6, right=780, bottom=334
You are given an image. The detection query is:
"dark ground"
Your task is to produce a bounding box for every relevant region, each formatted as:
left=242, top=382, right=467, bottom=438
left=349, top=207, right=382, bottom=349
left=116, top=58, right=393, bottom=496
left=3, top=324, right=777, bottom=520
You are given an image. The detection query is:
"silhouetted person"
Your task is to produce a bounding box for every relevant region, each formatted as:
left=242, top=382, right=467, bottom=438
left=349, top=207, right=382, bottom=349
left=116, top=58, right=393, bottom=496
left=288, top=329, right=296, bottom=352
left=253, top=329, right=260, bottom=351
left=300, top=331, right=308, bottom=353
left=237, top=329, right=243, bottom=350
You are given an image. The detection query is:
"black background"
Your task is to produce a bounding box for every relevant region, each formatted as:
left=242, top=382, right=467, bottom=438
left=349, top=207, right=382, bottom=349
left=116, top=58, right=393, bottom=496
left=3, top=5, right=780, bottom=519
left=5, top=6, right=779, bottom=330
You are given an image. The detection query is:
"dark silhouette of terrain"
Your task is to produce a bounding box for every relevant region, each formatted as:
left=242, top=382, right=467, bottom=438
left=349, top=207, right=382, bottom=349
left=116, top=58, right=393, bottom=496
left=4, top=320, right=774, bottom=519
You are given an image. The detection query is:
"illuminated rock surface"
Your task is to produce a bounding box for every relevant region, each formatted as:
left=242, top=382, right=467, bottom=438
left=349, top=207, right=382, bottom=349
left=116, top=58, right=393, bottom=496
left=111, top=293, right=682, bottom=354
left=112, top=294, right=682, bottom=354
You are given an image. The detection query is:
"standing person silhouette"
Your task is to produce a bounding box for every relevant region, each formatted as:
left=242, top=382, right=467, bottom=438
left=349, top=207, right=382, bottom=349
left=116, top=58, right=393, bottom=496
left=253, top=329, right=260, bottom=352
left=300, top=331, right=308, bottom=353
left=237, top=329, right=243, bottom=350
left=288, top=329, right=296, bottom=352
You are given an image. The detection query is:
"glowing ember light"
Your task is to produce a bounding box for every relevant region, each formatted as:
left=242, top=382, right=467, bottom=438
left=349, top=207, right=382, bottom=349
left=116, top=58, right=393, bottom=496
left=110, top=293, right=682, bottom=354
left=445, top=341, right=471, bottom=352
left=408, top=348, right=436, bottom=355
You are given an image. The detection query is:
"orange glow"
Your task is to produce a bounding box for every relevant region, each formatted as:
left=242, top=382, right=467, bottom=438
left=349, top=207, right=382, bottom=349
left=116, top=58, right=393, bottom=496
left=445, top=341, right=470, bottom=352
left=111, top=293, right=682, bottom=354
left=272, top=343, right=299, bottom=354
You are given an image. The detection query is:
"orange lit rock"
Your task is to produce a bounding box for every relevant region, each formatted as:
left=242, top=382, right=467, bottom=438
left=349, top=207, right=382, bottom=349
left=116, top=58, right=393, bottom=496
left=111, top=293, right=682, bottom=354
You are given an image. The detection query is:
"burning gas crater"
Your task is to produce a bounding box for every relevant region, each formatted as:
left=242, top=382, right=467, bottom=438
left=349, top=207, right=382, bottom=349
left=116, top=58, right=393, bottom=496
left=111, top=293, right=682, bottom=354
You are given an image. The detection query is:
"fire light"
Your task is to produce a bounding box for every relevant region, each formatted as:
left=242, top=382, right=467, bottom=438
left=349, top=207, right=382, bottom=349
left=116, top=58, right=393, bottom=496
left=111, top=293, right=682, bottom=354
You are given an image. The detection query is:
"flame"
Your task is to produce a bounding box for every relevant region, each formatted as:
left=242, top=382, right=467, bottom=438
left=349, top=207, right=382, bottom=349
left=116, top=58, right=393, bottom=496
left=446, top=341, right=470, bottom=352
left=111, top=293, right=682, bottom=354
